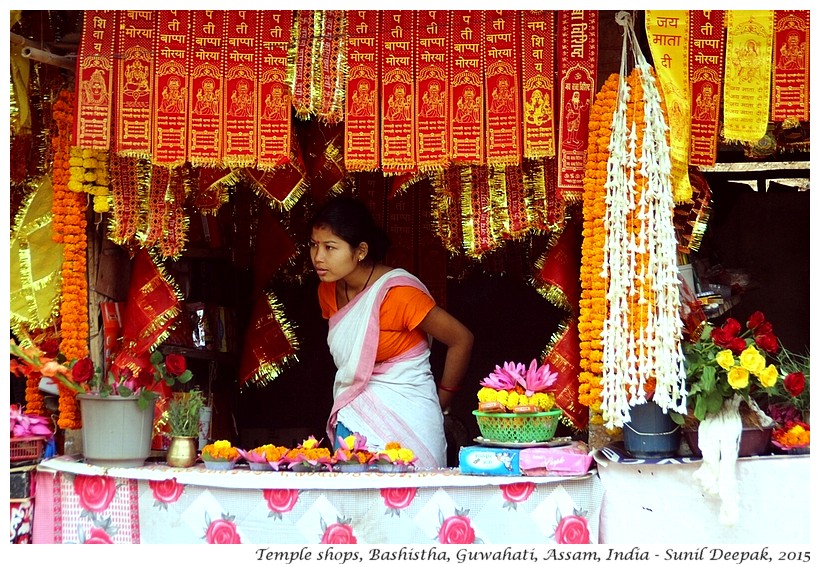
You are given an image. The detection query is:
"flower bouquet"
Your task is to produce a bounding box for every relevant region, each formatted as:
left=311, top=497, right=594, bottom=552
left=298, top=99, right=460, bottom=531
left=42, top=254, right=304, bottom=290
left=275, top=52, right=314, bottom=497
left=201, top=439, right=241, bottom=470
left=332, top=433, right=375, bottom=473
left=285, top=436, right=333, bottom=472
left=238, top=444, right=290, bottom=471
left=373, top=441, right=417, bottom=473
left=474, top=360, right=562, bottom=443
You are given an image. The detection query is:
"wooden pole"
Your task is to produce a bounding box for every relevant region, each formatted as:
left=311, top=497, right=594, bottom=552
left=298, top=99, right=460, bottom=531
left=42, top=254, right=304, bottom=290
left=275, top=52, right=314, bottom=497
left=20, top=45, right=75, bottom=72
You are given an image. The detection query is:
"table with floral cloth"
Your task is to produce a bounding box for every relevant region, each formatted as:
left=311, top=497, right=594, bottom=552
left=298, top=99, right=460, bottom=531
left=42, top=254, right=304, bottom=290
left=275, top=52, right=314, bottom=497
left=31, top=455, right=603, bottom=544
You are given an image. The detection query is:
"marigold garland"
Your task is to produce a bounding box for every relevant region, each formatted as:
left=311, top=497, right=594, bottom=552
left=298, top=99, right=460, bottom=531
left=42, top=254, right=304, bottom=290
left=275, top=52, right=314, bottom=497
left=51, top=88, right=86, bottom=430
left=68, top=146, right=110, bottom=213
left=579, top=73, right=619, bottom=426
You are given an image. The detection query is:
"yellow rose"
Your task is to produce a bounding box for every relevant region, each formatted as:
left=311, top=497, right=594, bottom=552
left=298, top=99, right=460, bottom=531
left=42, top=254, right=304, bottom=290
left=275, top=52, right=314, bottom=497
left=715, top=349, right=736, bottom=370
left=757, top=365, right=778, bottom=388
left=69, top=157, right=84, bottom=167
left=727, top=366, right=750, bottom=390
left=739, top=346, right=766, bottom=375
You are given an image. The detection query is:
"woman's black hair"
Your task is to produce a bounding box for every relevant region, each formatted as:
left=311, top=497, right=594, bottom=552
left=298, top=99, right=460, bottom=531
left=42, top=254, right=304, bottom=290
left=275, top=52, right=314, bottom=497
left=309, top=196, right=391, bottom=263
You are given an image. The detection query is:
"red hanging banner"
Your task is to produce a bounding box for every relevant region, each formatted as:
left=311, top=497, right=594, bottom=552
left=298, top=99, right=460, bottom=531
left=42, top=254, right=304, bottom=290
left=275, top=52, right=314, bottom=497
left=483, top=11, right=521, bottom=166
left=312, top=10, right=347, bottom=124
left=557, top=10, right=597, bottom=203
left=76, top=10, right=118, bottom=150
left=450, top=11, right=484, bottom=165
left=522, top=11, right=556, bottom=159
left=257, top=10, right=294, bottom=170
left=380, top=10, right=417, bottom=174
left=222, top=10, right=258, bottom=168
left=114, top=10, right=155, bottom=158
left=188, top=10, right=224, bottom=166
left=344, top=10, right=380, bottom=171
left=153, top=10, right=191, bottom=167
left=415, top=10, right=450, bottom=171
left=291, top=10, right=315, bottom=120
left=771, top=10, right=810, bottom=123
left=688, top=10, right=725, bottom=166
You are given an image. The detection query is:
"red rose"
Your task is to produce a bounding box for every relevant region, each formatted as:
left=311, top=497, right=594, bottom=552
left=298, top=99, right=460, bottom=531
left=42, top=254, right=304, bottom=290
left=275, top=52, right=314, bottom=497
left=500, top=482, right=536, bottom=504
left=438, top=514, right=476, bottom=544
left=149, top=478, right=184, bottom=505
left=754, top=321, right=774, bottom=338
left=205, top=518, right=241, bottom=544
left=380, top=487, right=417, bottom=511
left=73, top=475, right=117, bottom=514
left=84, top=527, right=113, bottom=544
left=754, top=333, right=779, bottom=355
left=321, top=522, right=358, bottom=544
left=263, top=489, right=300, bottom=514
left=711, top=327, right=733, bottom=348
left=554, top=514, right=590, bottom=544
left=784, top=372, right=806, bottom=397
left=721, top=318, right=741, bottom=337
left=164, top=354, right=187, bottom=376
left=727, top=338, right=747, bottom=356
left=71, top=357, right=95, bottom=384
left=746, top=311, right=766, bottom=331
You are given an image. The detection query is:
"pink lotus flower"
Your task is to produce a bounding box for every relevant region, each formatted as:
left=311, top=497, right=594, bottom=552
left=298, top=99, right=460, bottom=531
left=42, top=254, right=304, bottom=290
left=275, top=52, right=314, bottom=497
left=481, top=362, right=522, bottom=391
left=10, top=405, right=53, bottom=438
left=522, top=359, right=558, bottom=396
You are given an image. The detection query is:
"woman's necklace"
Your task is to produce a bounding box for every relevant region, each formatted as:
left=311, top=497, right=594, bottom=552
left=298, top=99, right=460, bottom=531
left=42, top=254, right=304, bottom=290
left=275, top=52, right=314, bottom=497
left=344, top=263, right=376, bottom=302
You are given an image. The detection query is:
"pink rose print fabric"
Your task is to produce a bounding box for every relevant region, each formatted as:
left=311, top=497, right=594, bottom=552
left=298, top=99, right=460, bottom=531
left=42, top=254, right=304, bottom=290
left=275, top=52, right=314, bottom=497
left=320, top=519, right=358, bottom=544
left=553, top=510, right=590, bottom=544
left=148, top=478, right=184, bottom=509
left=264, top=488, right=300, bottom=519
left=380, top=487, right=417, bottom=516
left=500, top=482, right=536, bottom=510
left=73, top=474, right=117, bottom=517
left=82, top=527, right=114, bottom=544
left=438, top=509, right=480, bottom=544
left=204, top=512, right=242, bottom=544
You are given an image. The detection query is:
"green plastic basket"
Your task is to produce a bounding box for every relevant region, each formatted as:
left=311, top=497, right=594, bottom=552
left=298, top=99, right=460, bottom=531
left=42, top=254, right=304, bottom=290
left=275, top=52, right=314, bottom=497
left=473, top=409, right=562, bottom=443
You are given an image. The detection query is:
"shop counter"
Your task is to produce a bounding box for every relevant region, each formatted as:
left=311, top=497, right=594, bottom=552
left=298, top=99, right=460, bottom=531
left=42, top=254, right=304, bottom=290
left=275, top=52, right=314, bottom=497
left=32, top=455, right=603, bottom=544
left=594, top=444, right=811, bottom=544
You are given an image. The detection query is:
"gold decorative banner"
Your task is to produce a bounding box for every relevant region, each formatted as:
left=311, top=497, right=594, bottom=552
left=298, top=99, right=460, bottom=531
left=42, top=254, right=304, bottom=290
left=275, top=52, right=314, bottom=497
left=432, top=166, right=464, bottom=254
left=688, top=10, right=725, bottom=167
left=188, top=10, right=224, bottom=166
left=415, top=10, right=450, bottom=171
left=114, top=10, right=155, bottom=158
left=153, top=10, right=191, bottom=167
left=524, top=157, right=562, bottom=232
left=522, top=11, right=556, bottom=159
left=450, top=10, right=484, bottom=165
left=312, top=10, right=347, bottom=124
left=381, top=10, right=417, bottom=174
left=291, top=10, right=315, bottom=119
left=646, top=10, right=692, bottom=203
left=76, top=10, right=117, bottom=150
left=344, top=10, right=380, bottom=171
left=771, top=10, right=809, bottom=123
left=503, top=165, right=529, bottom=239
left=222, top=10, right=258, bottom=168
left=483, top=11, right=521, bottom=166
left=10, top=177, right=62, bottom=333
left=557, top=10, right=597, bottom=202
left=257, top=10, right=294, bottom=170
left=461, top=165, right=498, bottom=258
left=723, top=10, right=774, bottom=143
left=108, top=155, right=147, bottom=245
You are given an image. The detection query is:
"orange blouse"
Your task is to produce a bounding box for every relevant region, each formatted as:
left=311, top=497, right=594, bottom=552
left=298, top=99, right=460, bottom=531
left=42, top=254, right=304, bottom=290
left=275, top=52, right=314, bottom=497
left=318, top=282, right=435, bottom=362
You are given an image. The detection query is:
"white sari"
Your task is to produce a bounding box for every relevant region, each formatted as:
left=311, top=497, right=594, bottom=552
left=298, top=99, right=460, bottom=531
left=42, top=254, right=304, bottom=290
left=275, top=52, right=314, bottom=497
left=325, top=268, right=446, bottom=469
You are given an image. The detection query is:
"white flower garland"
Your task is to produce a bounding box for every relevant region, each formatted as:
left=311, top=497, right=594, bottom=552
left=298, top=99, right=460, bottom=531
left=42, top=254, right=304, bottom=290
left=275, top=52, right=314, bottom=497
left=600, top=12, right=687, bottom=429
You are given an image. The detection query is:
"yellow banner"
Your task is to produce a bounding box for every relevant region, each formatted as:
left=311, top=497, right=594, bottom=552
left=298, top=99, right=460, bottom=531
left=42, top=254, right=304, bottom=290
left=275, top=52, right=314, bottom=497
left=646, top=10, right=692, bottom=203
left=723, top=10, right=774, bottom=143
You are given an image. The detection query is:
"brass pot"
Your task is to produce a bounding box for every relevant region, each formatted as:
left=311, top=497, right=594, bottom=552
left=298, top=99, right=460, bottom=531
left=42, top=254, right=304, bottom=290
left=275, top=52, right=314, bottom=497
left=166, top=436, right=198, bottom=468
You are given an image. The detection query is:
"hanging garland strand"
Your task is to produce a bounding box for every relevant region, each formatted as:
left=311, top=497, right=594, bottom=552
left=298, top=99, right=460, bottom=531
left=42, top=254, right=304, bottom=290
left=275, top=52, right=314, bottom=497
left=51, top=87, right=86, bottom=430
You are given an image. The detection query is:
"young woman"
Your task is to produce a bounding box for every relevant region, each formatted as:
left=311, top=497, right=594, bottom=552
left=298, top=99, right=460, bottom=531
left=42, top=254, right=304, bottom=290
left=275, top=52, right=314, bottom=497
left=309, top=196, right=474, bottom=469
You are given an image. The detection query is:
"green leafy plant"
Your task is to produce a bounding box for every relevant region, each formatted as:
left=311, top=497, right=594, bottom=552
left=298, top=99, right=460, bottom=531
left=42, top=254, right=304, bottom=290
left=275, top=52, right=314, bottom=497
left=166, top=388, right=205, bottom=437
